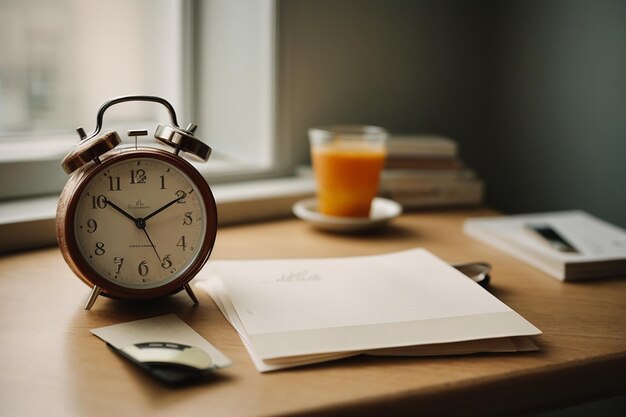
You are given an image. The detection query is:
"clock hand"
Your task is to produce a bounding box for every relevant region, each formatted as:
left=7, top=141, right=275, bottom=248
left=105, top=198, right=155, bottom=233
left=106, top=197, right=161, bottom=261
left=104, top=198, right=137, bottom=223
left=141, top=226, right=162, bottom=263
left=143, top=194, right=185, bottom=223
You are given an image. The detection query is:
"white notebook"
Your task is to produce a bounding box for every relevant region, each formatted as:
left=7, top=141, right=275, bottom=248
left=195, top=248, right=540, bottom=372
left=464, top=211, right=626, bottom=281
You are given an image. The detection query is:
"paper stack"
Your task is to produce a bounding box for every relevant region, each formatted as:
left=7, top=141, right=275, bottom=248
left=195, top=248, right=541, bottom=372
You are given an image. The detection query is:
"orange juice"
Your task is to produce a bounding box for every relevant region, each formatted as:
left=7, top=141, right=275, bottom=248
left=312, top=143, right=386, bottom=217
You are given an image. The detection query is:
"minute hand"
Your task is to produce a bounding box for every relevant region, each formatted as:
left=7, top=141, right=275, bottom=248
left=143, top=195, right=184, bottom=222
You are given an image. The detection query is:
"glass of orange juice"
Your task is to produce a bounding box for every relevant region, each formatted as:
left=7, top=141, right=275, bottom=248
left=309, top=125, right=388, bottom=217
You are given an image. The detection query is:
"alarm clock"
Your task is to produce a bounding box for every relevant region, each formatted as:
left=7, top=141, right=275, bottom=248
left=56, top=95, right=218, bottom=310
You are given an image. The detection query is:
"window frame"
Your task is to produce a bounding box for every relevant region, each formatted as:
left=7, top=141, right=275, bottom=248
left=0, top=0, right=292, bottom=202
left=0, top=0, right=314, bottom=254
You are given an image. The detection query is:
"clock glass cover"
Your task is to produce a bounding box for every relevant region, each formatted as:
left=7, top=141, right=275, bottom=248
left=72, top=155, right=207, bottom=289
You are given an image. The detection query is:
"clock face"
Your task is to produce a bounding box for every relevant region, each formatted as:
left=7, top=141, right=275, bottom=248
left=71, top=154, right=209, bottom=290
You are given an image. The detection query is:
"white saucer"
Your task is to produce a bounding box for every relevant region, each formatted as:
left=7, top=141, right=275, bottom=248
left=292, top=197, right=402, bottom=232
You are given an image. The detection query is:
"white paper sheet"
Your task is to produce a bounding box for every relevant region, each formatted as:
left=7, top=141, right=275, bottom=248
left=195, top=248, right=540, bottom=371
left=210, top=249, right=512, bottom=335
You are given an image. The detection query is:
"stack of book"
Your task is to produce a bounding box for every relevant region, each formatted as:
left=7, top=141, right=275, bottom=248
left=380, top=135, right=483, bottom=209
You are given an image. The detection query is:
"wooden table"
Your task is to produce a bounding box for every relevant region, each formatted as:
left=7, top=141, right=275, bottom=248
left=1, top=209, right=625, bottom=417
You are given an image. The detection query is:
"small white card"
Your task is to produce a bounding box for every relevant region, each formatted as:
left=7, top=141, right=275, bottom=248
left=90, top=314, right=231, bottom=368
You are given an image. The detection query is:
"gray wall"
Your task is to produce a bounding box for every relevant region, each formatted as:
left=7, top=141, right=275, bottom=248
left=278, top=0, right=626, bottom=227
left=488, top=0, right=626, bottom=227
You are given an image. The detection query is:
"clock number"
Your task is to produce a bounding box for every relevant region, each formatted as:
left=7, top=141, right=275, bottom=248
left=160, top=254, right=173, bottom=269
left=91, top=195, right=107, bottom=209
left=130, top=169, right=146, bottom=184
left=176, top=190, right=187, bottom=204
left=138, top=260, right=149, bottom=276
left=160, top=175, right=166, bottom=190
left=108, top=176, right=121, bottom=191
left=114, top=257, right=124, bottom=274
left=183, top=212, right=193, bottom=225
left=86, top=219, right=98, bottom=233
left=176, top=235, right=187, bottom=251
left=94, top=242, right=105, bottom=256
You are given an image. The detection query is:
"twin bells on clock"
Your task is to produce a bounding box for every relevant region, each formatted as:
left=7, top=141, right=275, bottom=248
left=61, top=96, right=211, bottom=174
left=56, top=95, right=218, bottom=310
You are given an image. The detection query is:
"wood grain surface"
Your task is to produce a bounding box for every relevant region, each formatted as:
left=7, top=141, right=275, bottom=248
left=1, top=209, right=624, bottom=417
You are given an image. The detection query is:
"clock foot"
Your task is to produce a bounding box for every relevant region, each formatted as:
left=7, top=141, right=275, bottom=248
left=184, top=284, right=199, bottom=304
left=85, top=285, right=102, bottom=310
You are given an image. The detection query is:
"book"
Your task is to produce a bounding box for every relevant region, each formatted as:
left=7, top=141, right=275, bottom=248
left=464, top=211, right=626, bottom=281
left=380, top=169, right=484, bottom=209
left=384, top=156, right=463, bottom=171
left=383, top=168, right=477, bottom=182
left=386, top=135, right=457, bottom=157
left=384, top=135, right=462, bottom=170
left=195, top=248, right=541, bottom=372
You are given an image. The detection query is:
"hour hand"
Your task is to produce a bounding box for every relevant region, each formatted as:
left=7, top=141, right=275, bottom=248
left=104, top=198, right=137, bottom=223
left=143, top=194, right=185, bottom=222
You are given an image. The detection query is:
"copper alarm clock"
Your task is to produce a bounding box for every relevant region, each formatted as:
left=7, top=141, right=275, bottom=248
left=56, top=95, right=218, bottom=310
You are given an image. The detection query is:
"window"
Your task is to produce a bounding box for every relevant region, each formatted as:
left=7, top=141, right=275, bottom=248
left=0, top=0, right=280, bottom=202
left=195, top=0, right=277, bottom=173
left=0, top=0, right=187, bottom=139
